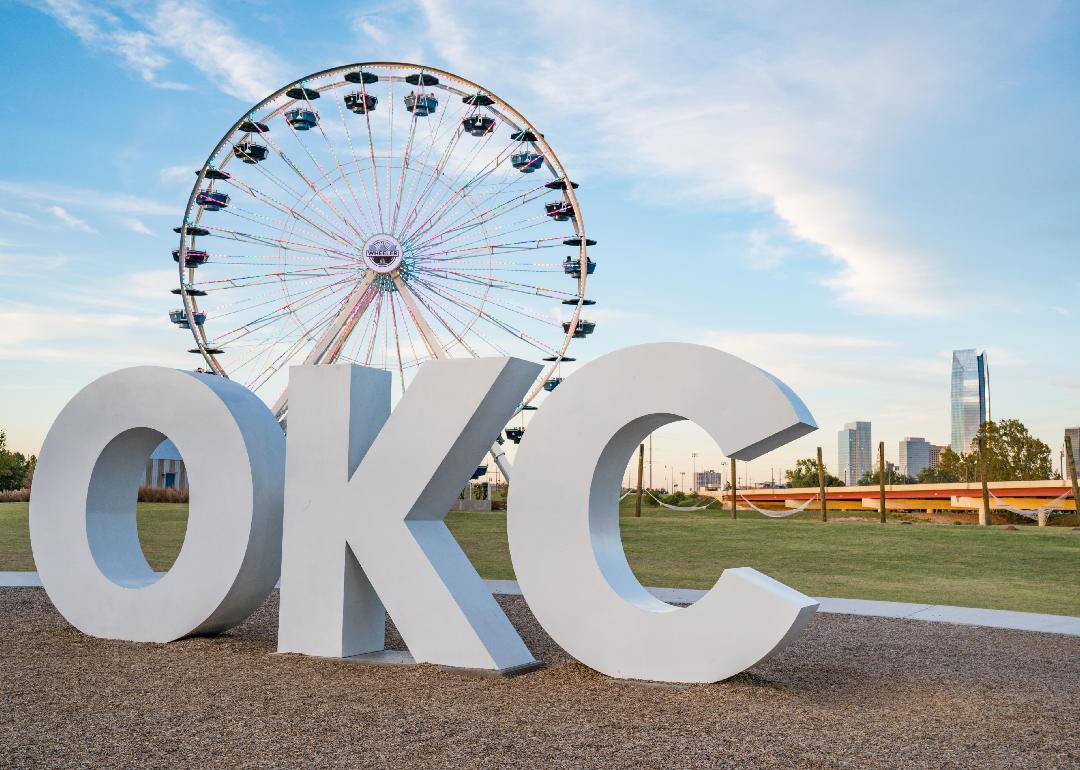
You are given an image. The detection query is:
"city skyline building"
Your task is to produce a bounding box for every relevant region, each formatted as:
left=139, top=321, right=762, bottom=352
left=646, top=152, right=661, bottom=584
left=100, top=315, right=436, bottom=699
left=950, top=349, right=990, bottom=454
left=929, top=443, right=946, bottom=469
left=695, top=469, right=723, bottom=491
left=838, top=421, right=872, bottom=485
left=898, top=437, right=932, bottom=479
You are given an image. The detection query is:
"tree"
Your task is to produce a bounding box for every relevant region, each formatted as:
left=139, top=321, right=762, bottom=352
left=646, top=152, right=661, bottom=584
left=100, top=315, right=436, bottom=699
left=915, top=420, right=1055, bottom=483
left=0, top=431, right=30, bottom=492
left=786, top=458, right=841, bottom=488
left=858, top=469, right=914, bottom=486
left=973, top=419, right=1055, bottom=481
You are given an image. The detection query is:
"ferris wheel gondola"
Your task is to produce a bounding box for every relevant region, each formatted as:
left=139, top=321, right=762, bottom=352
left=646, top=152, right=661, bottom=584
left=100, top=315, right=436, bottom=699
left=172, top=63, right=596, bottom=479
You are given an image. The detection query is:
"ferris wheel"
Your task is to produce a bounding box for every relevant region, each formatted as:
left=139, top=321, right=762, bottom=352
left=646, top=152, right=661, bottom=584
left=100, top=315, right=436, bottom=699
left=170, top=63, right=596, bottom=478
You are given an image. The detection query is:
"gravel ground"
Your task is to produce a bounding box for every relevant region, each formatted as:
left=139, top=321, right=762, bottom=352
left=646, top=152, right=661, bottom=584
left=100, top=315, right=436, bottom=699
left=1, top=588, right=1077, bottom=769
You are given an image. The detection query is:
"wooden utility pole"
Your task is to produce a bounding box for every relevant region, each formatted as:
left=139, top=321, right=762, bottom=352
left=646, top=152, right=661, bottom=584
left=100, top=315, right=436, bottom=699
left=1066, top=435, right=1080, bottom=527
left=730, top=458, right=737, bottom=520
left=817, top=446, right=827, bottom=522
left=635, top=443, right=645, bottom=518
left=878, top=441, right=887, bottom=524
left=978, top=430, right=991, bottom=526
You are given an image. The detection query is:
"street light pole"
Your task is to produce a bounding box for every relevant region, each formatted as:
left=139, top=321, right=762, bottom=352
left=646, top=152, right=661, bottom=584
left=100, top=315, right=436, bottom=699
left=691, top=452, right=697, bottom=493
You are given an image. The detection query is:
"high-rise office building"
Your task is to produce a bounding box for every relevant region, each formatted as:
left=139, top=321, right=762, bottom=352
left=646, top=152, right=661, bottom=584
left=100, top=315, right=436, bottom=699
left=838, top=421, right=871, bottom=485
left=898, top=437, right=931, bottom=478
left=929, top=443, right=946, bottom=469
left=695, top=469, right=723, bottom=491
left=950, top=349, right=990, bottom=454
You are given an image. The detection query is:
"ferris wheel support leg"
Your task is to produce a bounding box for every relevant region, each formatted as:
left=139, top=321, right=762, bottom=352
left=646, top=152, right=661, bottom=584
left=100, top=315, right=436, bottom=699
left=490, top=441, right=512, bottom=481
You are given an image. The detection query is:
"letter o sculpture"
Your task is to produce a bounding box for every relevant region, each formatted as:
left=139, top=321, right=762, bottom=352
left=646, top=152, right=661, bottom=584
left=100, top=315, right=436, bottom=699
left=508, top=343, right=820, bottom=683
left=29, top=367, right=285, bottom=642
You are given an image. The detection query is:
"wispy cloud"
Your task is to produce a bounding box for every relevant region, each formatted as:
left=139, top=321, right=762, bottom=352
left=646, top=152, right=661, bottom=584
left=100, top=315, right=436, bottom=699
left=46, top=205, right=96, bottom=233
left=30, top=0, right=286, bottom=100
left=32, top=0, right=188, bottom=89
left=117, top=217, right=155, bottom=236
left=395, top=0, right=1050, bottom=318
left=0, top=180, right=174, bottom=217
left=351, top=12, right=389, bottom=45
left=0, top=207, right=37, bottom=226
left=144, top=0, right=288, bottom=102
left=0, top=245, right=67, bottom=276
left=160, top=163, right=196, bottom=185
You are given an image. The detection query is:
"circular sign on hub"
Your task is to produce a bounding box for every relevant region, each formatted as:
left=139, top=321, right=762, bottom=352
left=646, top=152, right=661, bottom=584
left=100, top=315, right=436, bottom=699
left=362, top=234, right=404, bottom=274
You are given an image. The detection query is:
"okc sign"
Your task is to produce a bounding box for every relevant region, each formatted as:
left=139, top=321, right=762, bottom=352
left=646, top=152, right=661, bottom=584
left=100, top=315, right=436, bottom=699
left=29, top=343, right=819, bottom=683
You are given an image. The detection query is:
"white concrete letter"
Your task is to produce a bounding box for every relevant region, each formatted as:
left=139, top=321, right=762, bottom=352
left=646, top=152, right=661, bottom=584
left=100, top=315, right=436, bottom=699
left=29, top=367, right=285, bottom=642
left=278, top=358, right=540, bottom=671
left=508, top=343, right=820, bottom=683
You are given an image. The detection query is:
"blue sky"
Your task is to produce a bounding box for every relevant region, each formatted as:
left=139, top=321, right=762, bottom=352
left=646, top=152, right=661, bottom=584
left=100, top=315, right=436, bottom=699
left=1, top=0, right=1078, bottom=485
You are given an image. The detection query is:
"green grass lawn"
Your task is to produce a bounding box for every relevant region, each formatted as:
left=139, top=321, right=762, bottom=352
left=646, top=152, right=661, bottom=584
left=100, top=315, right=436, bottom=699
left=3, top=501, right=1077, bottom=615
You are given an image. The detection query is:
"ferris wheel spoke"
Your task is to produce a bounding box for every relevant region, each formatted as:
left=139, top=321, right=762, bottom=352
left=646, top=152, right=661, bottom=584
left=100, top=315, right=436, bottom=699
left=386, top=287, right=409, bottom=393
left=331, top=80, right=384, bottom=236
left=402, top=139, right=520, bottom=245
left=255, top=129, right=368, bottom=244
left=389, top=81, right=427, bottom=233
left=387, top=288, right=424, bottom=370
left=280, top=115, right=371, bottom=243
left=298, top=89, right=378, bottom=236
left=220, top=178, right=360, bottom=252
left=406, top=142, right=542, bottom=245
left=393, top=90, right=475, bottom=236
left=412, top=197, right=552, bottom=253
left=406, top=279, right=516, bottom=358
left=398, top=116, right=506, bottom=238
left=415, top=270, right=562, bottom=329
left=201, top=223, right=361, bottom=261
left=385, top=76, right=396, bottom=237
left=363, top=290, right=385, bottom=366
left=208, top=274, right=356, bottom=333
left=417, top=234, right=565, bottom=261
left=407, top=176, right=550, bottom=252
left=226, top=152, right=357, bottom=244
left=396, top=277, right=482, bottom=358
left=410, top=275, right=557, bottom=357
left=194, top=264, right=360, bottom=292
left=418, top=267, right=574, bottom=301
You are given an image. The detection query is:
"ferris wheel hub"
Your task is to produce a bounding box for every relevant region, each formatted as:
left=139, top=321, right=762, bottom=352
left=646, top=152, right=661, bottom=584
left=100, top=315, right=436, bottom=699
left=362, top=233, right=405, bottom=274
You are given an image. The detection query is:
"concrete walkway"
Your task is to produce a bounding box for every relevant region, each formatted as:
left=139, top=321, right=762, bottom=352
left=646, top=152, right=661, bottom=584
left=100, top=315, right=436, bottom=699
left=4, top=572, right=1077, bottom=637
left=485, top=579, right=1080, bottom=636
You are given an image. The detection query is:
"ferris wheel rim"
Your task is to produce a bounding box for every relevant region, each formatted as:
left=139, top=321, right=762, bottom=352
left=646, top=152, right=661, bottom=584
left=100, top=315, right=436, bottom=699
left=175, top=61, right=592, bottom=416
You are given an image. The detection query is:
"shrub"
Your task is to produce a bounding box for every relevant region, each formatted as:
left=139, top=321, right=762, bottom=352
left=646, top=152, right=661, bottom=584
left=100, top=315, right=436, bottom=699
left=0, top=488, right=30, bottom=502
left=137, top=486, right=189, bottom=503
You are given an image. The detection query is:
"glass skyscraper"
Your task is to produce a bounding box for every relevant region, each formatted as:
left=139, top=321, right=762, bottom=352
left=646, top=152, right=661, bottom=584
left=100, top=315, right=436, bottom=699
left=950, top=349, right=990, bottom=454
left=898, top=437, right=932, bottom=479
left=838, top=421, right=871, bottom=485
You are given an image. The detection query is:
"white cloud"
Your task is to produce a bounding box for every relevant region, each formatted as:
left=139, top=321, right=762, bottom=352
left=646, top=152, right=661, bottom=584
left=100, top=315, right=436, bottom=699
left=160, top=163, right=196, bottom=185
left=0, top=245, right=67, bottom=276
left=46, top=205, right=96, bottom=233
left=351, top=12, right=389, bottom=45
left=0, top=180, right=174, bottom=217
left=416, top=0, right=475, bottom=77
left=117, top=216, right=155, bottom=236
left=145, top=0, right=288, bottom=103
left=0, top=206, right=37, bottom=225
left=0, top=302, right=185, bottom=367
left=32, top=0, right=285, bottom=100
left=34, top=0, right=187, bottom=88
left=404, top=0, right=1046, bottom=318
